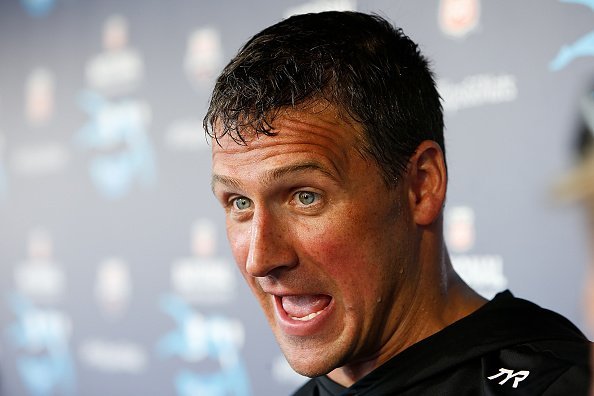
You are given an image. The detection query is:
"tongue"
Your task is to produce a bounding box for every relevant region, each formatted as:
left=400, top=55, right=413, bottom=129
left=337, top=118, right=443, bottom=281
left=281, top=295, right=331, bottom=318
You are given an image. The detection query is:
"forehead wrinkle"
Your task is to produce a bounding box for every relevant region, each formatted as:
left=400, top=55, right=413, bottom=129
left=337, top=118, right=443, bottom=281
left=272, top=121, right=355, bottom=180
left=211, top=107, right=360, bottom=192
left=262, top=162, right=339, bottom=186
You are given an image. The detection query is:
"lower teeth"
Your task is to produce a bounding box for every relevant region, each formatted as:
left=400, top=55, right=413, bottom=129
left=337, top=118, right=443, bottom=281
left=291, top=310, right=322, bottom=321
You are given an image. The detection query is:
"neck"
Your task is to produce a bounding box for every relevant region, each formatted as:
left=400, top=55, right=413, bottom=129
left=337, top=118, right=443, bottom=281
left=327, top=239, right=487, bottom=387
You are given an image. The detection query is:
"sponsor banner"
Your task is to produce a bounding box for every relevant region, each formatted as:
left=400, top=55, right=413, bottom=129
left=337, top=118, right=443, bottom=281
left=184, top=27, right=223, bottom=88
left=78, top=339, right=147, bottom=374
left=25, top=68, right=55, bottom=127
left=446, top=206, right=508, bottom=299
left=445, top=206, right=475, bottom=254
left=11, top=142, right=69, bottom=176
left=95, top=257, right=132, bottom=319
left=156, top=294, right=252, bottom=395
left=5, top=293, right=76, bottom=395
left=76, top=93, right=156, bottom=199
left=85, top=15, right=144, bottom=97
left=20, top=0, right=57, bottom=17
left=438, top=74, right=518, bottom=113
left=165, top=119, right=210, bottom=151
left=550, top=0, right=594, bottom=71
left=14, top=228, right=66, bottom=304
left=171, top=219, right=237, bottom=305
left=452, top=254, right=507, bottom=299
left=171, top=257, right=236, bottom=305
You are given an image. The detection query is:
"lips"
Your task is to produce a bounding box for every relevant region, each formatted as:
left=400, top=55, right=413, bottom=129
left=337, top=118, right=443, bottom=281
left=273, top=293, right=334, bottom=336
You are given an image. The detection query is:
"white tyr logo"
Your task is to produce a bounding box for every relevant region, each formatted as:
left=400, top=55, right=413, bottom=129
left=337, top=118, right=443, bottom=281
left=487, top=368, right=530, bottom=388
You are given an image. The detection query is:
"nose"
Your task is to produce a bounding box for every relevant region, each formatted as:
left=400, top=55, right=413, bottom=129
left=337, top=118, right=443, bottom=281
left=245, top=207, right=297, bottom=278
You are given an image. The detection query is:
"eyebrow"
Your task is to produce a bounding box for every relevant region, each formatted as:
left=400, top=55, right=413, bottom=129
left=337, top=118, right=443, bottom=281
left=211, top=162, right=336, bottom=193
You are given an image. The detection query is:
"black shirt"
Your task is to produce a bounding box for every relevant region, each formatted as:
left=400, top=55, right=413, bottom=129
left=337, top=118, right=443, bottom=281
left=293, top=291, right=591, bottom=395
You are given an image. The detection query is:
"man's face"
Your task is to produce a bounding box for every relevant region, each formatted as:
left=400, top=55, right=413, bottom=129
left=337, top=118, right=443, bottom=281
left=211, top=105, right=418, bottom=377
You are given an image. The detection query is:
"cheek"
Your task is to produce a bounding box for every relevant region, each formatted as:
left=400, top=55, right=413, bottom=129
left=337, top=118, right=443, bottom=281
left=298, top=214, right=359, bottom=268
left=298, top=213, right=393, bottom=282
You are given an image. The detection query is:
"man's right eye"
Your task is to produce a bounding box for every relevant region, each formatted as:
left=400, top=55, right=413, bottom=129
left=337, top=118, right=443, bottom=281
left=233, top=197, right=252, bottom=210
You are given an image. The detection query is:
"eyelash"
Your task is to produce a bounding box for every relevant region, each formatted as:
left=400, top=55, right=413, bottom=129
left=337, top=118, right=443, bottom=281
left=293, top=190, right=320, bottom=206
left=230, top=196, right=252, bottom=211
left=225, top=190, right=323, bottom=217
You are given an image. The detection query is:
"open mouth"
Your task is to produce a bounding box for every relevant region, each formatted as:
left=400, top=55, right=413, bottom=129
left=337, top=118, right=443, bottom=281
left=281, top=294, right=332, bottom=321
left=273, top=293, right=334, bottom=337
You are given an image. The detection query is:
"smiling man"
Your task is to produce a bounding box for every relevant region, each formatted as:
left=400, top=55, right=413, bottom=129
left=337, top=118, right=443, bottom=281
left=205, top=11, right=591, bottom=395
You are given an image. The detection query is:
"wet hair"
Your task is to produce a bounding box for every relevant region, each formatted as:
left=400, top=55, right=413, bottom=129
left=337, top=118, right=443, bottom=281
left=204, top=11, right=444, bottom=184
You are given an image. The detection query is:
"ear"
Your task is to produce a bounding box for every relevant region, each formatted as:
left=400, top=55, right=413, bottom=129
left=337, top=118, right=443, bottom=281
left=406, top=140, right=447, bottom=226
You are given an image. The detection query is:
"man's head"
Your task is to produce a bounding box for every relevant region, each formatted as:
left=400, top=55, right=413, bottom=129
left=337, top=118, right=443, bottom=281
left=204, top=11, right=444, bottom=185
left=207, top=11, right=452, bottom=384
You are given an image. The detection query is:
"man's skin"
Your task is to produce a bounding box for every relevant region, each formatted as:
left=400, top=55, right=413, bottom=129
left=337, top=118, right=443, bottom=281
left=211, top=102, right=486, bottom=387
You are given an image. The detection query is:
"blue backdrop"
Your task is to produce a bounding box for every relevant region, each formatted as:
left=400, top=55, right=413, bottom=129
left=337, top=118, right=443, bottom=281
left=0, top=0, right=592, bottom=395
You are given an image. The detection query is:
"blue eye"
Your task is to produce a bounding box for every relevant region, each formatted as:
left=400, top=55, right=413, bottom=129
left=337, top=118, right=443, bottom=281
left=297, top=191, right=317, bottom=205
left=234, top=197, right=251, bottom=210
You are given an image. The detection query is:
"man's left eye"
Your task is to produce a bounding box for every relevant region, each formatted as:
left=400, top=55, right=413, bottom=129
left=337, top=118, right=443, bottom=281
left=296, top=191, right=318, bottom=205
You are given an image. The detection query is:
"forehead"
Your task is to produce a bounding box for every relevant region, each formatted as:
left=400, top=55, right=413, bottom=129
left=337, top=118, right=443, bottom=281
left=211, top=105, right=365, bottom=175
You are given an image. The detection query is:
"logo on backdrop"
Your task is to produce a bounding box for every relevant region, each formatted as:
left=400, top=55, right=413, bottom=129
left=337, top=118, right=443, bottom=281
left=85, top=15, right=144, bottom=97
left=25, top=68, right=55, bottom=127
left=76, top=92, right=156, bottom=199
left=94, top=257, right=132, bottom=318
left=79, top=15, right=155, bottom=199
left=14, top=228, right=66, bottom=304
left=438, top=74, right=518, bottom=113
left=165, top=27, right=223, bottom=151
left=11, top=67, right=69, bottom=177
left=184, top=27, right=223, bottom=89
left=5, top=293, right=76, bottom=396
left=550, top=0, right=594, bottom=71
left=77, top=259, right=145, bottom=375
left=156, top=294, right=252, bottom=396
left=438, top=0, right=481, bottom=38
left=11, top=142, right=69, bottom=176
left=20, top=0, right=57, bottom=17
left=164, top=119, right=210, bottom=151
left=78, top=338, right=147, bottom=374
left=445, top=206, right=475, bottom=253
left=171, top=219, right=237, bottom=305
left=446, top=206, right=508, bottom=299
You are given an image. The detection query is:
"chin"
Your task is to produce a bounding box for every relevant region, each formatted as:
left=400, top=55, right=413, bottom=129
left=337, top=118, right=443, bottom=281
left=286, top=356, right=334, bottom=378
left=277, top=335, right=343, bottom=378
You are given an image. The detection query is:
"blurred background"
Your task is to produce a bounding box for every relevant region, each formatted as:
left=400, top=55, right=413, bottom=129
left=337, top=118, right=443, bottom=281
left=0, top=0, right=592, bottom=395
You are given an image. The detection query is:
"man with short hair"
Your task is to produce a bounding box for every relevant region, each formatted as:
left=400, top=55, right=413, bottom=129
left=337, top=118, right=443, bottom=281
left=205, top=11, right=590, bottom=395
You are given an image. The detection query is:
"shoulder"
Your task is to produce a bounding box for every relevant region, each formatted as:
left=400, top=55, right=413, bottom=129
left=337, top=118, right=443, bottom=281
left=358, top=291, right=591, bottom=395
left=480, top=339, right=590, bottom=395
left=464, top=291, right=591, bottom=394
left=468, top=291, right=589, bottom=346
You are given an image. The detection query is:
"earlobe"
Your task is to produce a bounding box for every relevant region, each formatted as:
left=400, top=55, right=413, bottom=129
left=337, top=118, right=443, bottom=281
left=407, top=141, right=448, bottom=226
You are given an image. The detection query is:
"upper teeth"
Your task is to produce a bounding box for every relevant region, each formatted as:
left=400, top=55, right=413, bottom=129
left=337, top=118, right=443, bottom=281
left=290, top=310, right=323, bottom=321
